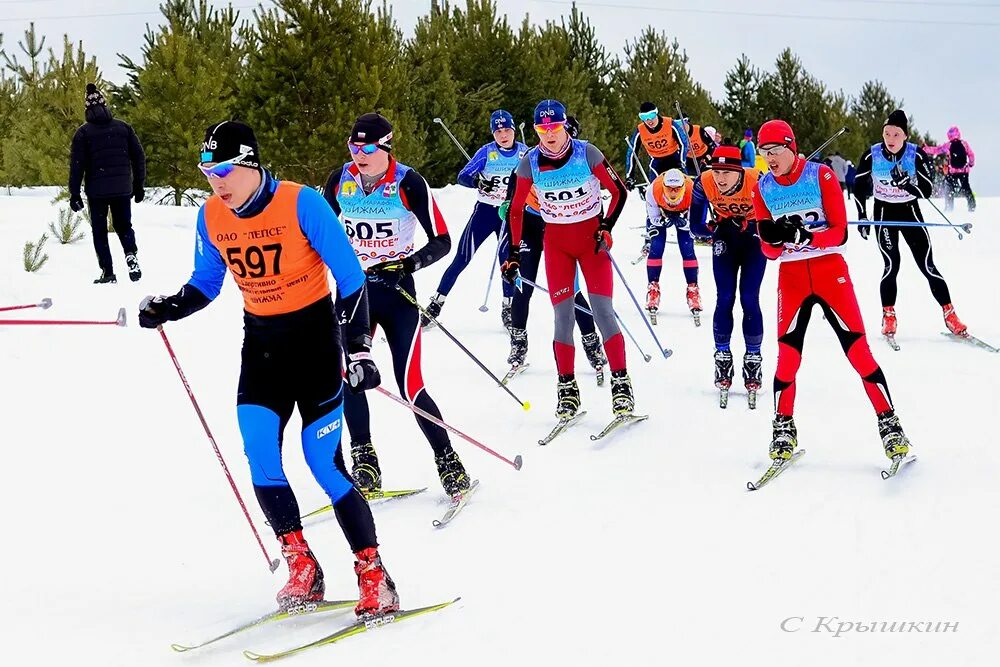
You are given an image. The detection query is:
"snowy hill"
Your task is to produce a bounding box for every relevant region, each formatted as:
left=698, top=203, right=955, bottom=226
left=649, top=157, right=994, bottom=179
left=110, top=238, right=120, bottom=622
left=0, top=186, right=994, bottom=666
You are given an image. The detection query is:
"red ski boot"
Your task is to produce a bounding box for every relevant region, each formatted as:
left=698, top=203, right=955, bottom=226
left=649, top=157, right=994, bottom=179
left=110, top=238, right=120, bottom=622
left=646, top=281, right=661, bottom=312
left=942, top=304, right=967, bottom=336
left=354, top=547, right=400, bottom=618
left=881, top=307, right=897, bottom=336
left=276, top=530, right=325, bottom=609
left=686, top=283, right=702, bottom=312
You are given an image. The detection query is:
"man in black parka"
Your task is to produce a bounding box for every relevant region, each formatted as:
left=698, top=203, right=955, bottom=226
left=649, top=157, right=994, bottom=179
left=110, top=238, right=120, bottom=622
left=69, top=83, right=146, bottom=283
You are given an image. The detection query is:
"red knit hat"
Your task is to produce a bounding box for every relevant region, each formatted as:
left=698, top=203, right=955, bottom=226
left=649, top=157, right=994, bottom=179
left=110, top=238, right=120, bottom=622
left=758, top=119, right=797, bottom=153
left=709, top=145, right=743, bottom=171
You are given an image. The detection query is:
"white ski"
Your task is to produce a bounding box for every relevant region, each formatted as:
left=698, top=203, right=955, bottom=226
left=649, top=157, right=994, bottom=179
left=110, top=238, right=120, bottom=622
left=432, top=480, right=480, bottom=528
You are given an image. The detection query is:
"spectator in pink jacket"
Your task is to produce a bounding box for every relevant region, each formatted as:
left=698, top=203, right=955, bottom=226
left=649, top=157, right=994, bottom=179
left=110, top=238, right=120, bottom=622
left=923, top=126, right=975, bottom=212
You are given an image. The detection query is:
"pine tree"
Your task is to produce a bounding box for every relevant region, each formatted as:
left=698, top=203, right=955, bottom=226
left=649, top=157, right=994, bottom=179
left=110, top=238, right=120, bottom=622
left=118, top=0, right=245, bottom=205
left=3, top=25, right=103, bottom=186
left=0, top=37, right=18, bottom=191
left=239, top=0, right=411, bottom=187
left=720, top=54, right=764, bottom=143
left=757, top=49, right=840, bottom=157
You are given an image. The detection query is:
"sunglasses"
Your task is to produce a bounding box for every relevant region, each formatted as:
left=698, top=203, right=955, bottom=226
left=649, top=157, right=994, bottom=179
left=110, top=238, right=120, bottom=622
left=534, top=122, right=566, bottom=135
left=348, top=142, right=381, bottom=156
left=638, top=110, right=658, bottom=122
left=758, top=144, right=790, bottom=158
left=197, top=150, right=251, bottom=179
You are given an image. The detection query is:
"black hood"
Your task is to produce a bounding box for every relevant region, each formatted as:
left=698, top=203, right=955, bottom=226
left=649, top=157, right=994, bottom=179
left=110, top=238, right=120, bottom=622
left=86, top=104, right=112, bottom=124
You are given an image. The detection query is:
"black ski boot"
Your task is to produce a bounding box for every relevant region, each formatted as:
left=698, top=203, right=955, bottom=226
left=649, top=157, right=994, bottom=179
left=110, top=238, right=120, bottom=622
left=581, top=332, right=607, bottom=370
left=501, top=297, right=513, bottom=332
left=421, top=293, right=444, bottom=328
left=769, top=415, right=797, bottom=461
left=350, top=441, right=382, bottom=494
left=742, top=351, right=763, bottom=390
left=610, top=369, right=635, bottom=415
left=714, top=349, right=734, bottom=388
left=434, top=448, right=471, bottom=496
left=877, top=410, right=910, bottom=459
left=94, top=270, right=117, bottom=284
left=556, top=374, right=581, bottom=419
left=507, top=328, right=528, bottom=366
left=126, top=253, right=142, bottom=282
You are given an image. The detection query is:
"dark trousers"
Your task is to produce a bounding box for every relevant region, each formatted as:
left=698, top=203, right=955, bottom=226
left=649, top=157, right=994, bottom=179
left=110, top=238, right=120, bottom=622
left=711, top=224, right=766, bottom=351
left=343, top=275, right=451, bottom=458
left=945, top=173, right=975, bottom=212
left=238, top=297, right=376, bottom=550
left=873, top=199, right=952, bottom=307
left=88, top=195, right=138, bottom=274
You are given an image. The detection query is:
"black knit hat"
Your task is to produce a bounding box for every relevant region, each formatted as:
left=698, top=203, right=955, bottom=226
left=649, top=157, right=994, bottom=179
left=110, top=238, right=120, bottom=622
left=639, top=101, right=657, bottom=113
left=85, top=83, right=106, bottom=109
left=884, top=109, right=909, bottom=134
left=350, top=112, right=393, bottom=151
left=201, top=120, right=261, bottom=169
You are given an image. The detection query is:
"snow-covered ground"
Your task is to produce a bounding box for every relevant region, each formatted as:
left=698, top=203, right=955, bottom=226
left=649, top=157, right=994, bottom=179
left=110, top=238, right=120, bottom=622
left=0, top=185, right=994, bottom=666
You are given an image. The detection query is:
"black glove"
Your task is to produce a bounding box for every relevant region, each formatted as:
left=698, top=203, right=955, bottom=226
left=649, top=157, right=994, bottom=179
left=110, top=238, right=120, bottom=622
left=625, top=177, right=636, bottom=191
left=138, top=294, right=183, bottom=328
left=133, top=186, right=145, bottom=204
left=478, top=176, right=498, bottom=194
left=346, top=350, right=381, bottom=394
left=757, top=217, right=813, bottom=247
left=366, top=257, right=415, bottom=285
left=137, top=285, right=210, bottom=328
left=857, top=218, right=870, bottom=240
left=636, top=185, right=647, bottom=200
left=890, top=163, right=915, bottom=190
left=722, top=215, right=747, bottom=231
left=69, top=195, right=84, bottom=212
left=501, top=248, right=520, bottom=284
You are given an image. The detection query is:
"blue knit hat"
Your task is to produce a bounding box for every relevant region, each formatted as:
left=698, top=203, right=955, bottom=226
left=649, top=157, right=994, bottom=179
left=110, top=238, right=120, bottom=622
left=533, top=99, right=567, bottom=126
left=490, top=109, right=515, bottom=132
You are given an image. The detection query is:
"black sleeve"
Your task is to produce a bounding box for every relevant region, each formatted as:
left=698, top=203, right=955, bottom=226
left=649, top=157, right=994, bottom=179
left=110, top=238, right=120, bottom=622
left=851, top=148, right=874, bottom=219
left=336, top=283, right=372, bottom=355
left=171, top=284, right=212, bottom=320
left=914, top=149, right=935, bottom=199
left=127, top=124, right=146, bottom=188
left=69, top=127, right=86, bottom=197
left=322, top=166, right=345, bottom=216
left=399, top=169, right=451, bottom=271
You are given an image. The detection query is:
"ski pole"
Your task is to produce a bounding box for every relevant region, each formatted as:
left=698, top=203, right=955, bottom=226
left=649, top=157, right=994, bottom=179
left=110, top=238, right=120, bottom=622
left=918, top=195, right=968, bottom=240
left=602, top=244, right=673, bottom=359
left=394, top=284, right=531, bottom=411
left=0, top=307, right=126, bottom=326
left=623, top=135, right=652, bottom=186
left=517, top=275, right=653, bottom=363
left=518, top=121, right=526, bottom=146
left=806, top=126, right=851, bottom=162
left=155, top=324, right=280, bottom=574
left=849, top=219, right=973, bottom=232
left=432, top=117, right=473, bottom=162
left=0, top=297, right=52, bottom=313
left=371, top=383, right=523, bottom=470
left=479, top=243, right=498, bottom=313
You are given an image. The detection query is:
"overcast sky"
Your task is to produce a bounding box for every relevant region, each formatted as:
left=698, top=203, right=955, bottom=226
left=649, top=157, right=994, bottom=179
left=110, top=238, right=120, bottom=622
left=1, top=0, right=995, bottom=193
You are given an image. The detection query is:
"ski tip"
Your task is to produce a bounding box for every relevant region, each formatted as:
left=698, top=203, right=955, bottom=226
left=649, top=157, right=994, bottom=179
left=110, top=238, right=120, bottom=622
left=513, top=454, right=524, bottom=470
left=170, top=643, right=193, bottom=653
left=116, top=307, right=127, bottom=327
left=269, top=558, right=281, bottom=573
left=880, top=470, right=891, bottom=481
left=243, top=649, right=265, bottom=661
left=39, top=297, right=52, bottom=309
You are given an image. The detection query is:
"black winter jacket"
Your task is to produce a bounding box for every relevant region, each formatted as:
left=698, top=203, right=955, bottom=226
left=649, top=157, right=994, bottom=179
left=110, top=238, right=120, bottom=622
left=69, top=105, right=146, bottom=199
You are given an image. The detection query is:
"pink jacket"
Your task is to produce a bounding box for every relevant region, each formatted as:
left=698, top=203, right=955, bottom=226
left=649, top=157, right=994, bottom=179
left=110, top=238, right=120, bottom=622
left=923, top=126, right=975, bottom=174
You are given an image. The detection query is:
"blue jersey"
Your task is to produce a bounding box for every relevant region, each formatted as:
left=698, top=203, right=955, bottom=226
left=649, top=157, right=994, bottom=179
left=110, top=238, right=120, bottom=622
left=757, top=161, right=837, bottom=262
left=528, top=140, right=602, bottom=224
left=871, top=142, right=918, bottom=204
left=458, top=141, right=528, bottom=206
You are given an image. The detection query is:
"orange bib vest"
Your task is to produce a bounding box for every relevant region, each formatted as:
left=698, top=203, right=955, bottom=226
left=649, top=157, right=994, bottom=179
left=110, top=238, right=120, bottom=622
left=203, top=181, right=331, bottom=316
left=699, top=169, right=759, bottom=220
left=637, top=118, right=679, bottom=158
